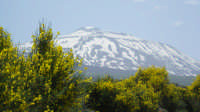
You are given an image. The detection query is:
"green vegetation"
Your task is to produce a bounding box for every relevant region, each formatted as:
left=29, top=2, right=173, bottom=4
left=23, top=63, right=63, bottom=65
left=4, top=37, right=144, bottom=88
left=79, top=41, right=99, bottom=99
left=0, top=24, right=91, bottom=111
left=0, top=24, right=199, bottom=112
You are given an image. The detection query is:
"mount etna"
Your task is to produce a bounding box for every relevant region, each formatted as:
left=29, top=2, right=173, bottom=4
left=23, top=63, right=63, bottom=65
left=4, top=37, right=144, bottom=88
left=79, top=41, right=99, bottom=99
left=18, top=26, right=200, bottom=85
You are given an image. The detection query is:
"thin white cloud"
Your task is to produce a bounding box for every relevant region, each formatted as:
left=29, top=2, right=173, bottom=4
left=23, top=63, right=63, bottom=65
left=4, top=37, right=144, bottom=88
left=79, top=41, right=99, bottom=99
left=184, top=0, right=200, bottom=5
left=154, top=6, right=161, bottom=10
left=174, top=21, right=184, bottom=27
left=133, top=0, right=145, bottom=3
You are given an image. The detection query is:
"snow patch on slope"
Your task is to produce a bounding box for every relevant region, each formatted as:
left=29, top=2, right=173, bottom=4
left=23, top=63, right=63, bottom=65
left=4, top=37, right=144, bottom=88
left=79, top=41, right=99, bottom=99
left=19, top=26, right=200, bottom=76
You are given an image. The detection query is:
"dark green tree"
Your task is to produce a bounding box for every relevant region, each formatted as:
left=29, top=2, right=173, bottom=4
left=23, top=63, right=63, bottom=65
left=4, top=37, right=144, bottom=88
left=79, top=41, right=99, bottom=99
left=86, top=79, right=118, bottom=112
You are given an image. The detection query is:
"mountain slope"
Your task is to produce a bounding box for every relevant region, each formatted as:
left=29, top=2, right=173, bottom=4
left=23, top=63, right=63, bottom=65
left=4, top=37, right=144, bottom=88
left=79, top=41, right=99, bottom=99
left=19, top=26, right=200, bottom=77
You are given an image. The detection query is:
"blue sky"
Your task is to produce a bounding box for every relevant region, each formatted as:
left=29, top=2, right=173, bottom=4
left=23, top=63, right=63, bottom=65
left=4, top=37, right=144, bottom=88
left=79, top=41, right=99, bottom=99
left=1, top=0, right=200, bottom=61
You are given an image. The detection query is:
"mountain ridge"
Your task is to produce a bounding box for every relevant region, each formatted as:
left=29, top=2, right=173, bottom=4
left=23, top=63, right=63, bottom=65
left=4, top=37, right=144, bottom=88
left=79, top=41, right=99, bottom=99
left=19, top=26, right=200, bottom=77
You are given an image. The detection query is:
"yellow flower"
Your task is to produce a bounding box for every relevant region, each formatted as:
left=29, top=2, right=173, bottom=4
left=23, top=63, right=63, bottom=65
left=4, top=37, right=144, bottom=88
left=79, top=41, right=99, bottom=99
left=78, top=70, right=83, bottom=74
left=33, top=95, right=42, bottom=102
left=69, top=83, right=74, bottom=89
left=30, top=102, right=35, bottom=105
left=6, top=69, right=10, bottom=73
left=84, top=67, right=88, bottom=70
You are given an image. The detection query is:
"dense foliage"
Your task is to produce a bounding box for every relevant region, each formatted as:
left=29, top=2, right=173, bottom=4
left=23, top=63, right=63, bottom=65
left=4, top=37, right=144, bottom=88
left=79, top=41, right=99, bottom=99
left=86, top=68, right=200, bottom=112
left=0, top=24, right=199, bottom=112
left=0, top=25, right=91, bottom=112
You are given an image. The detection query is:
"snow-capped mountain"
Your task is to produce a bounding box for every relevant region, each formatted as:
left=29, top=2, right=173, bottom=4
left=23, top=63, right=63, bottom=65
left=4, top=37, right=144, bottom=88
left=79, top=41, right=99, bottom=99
left=19, top=26, right=200, bottom=77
